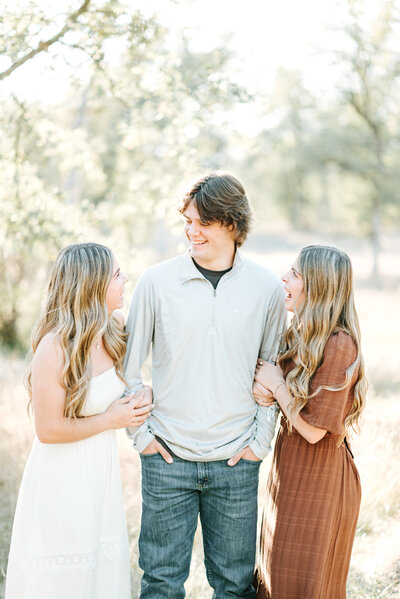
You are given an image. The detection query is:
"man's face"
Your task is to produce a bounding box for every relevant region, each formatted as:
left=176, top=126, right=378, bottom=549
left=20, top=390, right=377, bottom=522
left=183, top=201, right=236, bottom=269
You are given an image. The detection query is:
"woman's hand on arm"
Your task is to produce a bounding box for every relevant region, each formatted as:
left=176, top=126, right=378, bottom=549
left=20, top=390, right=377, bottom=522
left=254, top=360, right=327, bottom=444
left=254, top=360, right=285, bottom=395
left=252, top=380, right=275, bottom=407
left=107, top=385, right=154, bottom=430
left=103, top=392, right=153, bottom=430
left=32, top=334, right=153, bottom=444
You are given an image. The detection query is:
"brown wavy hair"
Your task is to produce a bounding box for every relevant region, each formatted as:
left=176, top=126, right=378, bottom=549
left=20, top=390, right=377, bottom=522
left=278, top=244, right=367, bottom=445
left=26, top=243, right=127, bottom=418
left=178, top=171, right=253, bottom=247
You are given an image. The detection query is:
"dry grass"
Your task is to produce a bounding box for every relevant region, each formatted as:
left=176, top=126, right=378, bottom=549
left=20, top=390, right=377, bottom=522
left=347, top=396, right=400, bottom=599
left=0, top=237, right=399, bottom=598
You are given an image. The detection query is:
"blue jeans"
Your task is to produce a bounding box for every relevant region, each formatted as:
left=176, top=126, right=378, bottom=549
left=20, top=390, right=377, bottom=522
left=139, top=453, right=261, bottom=598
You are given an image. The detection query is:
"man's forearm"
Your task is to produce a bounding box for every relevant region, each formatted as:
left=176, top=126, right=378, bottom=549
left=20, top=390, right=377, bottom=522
left=249, top=403, right=279, bottom=459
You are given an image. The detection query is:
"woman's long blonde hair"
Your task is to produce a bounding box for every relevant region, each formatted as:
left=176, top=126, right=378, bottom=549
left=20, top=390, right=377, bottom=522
left=278, top=244, right=367, bottom=444
left=26, top=243, right=127, bottom=418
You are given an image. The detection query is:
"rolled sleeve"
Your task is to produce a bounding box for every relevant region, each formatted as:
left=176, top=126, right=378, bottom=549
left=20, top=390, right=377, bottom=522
left=124, top=271, right=155, bottom=451
left=252, top=281, right=286, bottom=457
left=249, top=403, right=279, bottom=459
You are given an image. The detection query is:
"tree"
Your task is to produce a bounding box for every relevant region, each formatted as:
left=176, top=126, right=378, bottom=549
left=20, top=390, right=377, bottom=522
left=333, top=0, right=400, bottom=279
left=0, top=0, right=246, bottom=348
left=0, top=0, right=91, bottom=81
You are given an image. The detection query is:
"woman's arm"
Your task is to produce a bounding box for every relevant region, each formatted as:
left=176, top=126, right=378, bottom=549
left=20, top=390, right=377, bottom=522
left=32, top=333, right=152, bottom=444
left=272, top=382, right=326, bottom=444
left=254, top=361, right=326, bottom=444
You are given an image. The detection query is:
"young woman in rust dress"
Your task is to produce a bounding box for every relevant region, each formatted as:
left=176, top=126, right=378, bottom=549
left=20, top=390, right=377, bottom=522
left=253, top=244, right=367, bottom=599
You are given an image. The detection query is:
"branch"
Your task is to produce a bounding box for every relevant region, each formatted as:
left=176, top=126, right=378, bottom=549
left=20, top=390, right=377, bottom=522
left=58, top=39, right=130, bottom=109
left=0, top=0, right=91, bottom=81
left=347, top=90, right=380, bottom=139
left=324, top=156, right=369, bottom=178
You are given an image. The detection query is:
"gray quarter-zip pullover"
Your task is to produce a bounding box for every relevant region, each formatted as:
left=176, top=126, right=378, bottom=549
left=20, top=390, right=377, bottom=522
left=124, top=249, right=287, bottom=460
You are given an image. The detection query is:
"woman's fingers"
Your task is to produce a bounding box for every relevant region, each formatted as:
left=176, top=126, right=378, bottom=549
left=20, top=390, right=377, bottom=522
left=118, top=395, right=133, bottom=404
left=132, top=388, right=153, bottom=406
left=130, top=394, right=152, bottom=408
left=127, top=409, right=151, bottom=427
left=114, top=387, right=154, bottom=428
left=254, top=372, right=263, bottom=383
left=253, top=380, right=271, bottom=395
left=253, top=381, right=274, bottom=406
left=133, top=404, right=153, bottom=416
left=133, top=416, right=148, bottom=426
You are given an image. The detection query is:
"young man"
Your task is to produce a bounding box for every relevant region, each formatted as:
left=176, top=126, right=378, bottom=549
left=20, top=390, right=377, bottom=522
left=124, top=172, right=286, bottom=599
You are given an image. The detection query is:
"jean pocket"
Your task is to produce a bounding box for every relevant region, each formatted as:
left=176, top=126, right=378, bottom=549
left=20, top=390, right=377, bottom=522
left=140, top=452, right=160, bottom=458
left=240, top=458, right=262, bottom=465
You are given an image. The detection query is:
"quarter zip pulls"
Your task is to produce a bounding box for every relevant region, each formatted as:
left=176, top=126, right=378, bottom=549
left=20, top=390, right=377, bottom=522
left=192, top=257, right=232, bottom=333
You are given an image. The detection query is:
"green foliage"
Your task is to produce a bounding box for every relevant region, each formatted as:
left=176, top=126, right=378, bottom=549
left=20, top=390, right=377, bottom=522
left=239, top=1, right=400, bottom=280
left=0, top=0, right=246, bottom=348
left=1, top=0, right=400, bottom=347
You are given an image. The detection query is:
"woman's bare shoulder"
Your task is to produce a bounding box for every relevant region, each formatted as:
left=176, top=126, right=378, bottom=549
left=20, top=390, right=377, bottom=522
left=32, top=331, right=64, bottom=374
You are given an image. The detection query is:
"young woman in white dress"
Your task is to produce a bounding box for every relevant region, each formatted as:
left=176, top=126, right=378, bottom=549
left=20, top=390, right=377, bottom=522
left=5, top=242, right=152, bottom=599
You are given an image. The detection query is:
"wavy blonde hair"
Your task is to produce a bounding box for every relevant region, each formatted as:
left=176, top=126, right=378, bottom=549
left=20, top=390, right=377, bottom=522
left=26, top=243, right=127, bottom=418
left=278, top=244, right=367, bottom=445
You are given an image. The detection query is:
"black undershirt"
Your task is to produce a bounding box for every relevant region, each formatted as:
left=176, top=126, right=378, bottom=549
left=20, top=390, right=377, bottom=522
left=192, top=258, right=232, bottom=289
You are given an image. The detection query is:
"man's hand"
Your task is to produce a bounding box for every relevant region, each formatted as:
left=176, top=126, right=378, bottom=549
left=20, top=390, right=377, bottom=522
left=141, top=438, right=173, bottom=464
left=227, top=446, right=261, bottom=467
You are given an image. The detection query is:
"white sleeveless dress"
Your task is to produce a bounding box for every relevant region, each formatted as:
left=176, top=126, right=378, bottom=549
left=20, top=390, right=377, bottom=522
left=5, top=367, right=131, bottom=599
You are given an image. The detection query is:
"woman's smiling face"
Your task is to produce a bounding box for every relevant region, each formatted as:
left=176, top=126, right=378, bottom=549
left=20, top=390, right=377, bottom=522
left=105, top=258, right=128, bottom=313
left=281, top=259, right=305, bottom=313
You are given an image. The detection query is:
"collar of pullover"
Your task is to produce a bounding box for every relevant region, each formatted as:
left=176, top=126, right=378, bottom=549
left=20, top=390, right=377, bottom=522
left=180, top=249, right=243, bottom=285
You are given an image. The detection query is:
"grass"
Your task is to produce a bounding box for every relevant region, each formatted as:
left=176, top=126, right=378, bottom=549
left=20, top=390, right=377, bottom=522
left=0, top=235, right=400, bottom=598
left=347, top=396, right=400, bottom=599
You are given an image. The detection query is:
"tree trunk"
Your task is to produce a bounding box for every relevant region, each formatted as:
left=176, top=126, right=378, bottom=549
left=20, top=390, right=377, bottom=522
left=370, top=196, right=380, bottom=283
left=371, top=128, right=384, bottom=283
left=64, top=86, right=89, bottom=205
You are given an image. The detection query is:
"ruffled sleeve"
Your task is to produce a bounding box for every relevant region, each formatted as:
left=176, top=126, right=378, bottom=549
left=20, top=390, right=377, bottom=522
left=300, top=331, right=358, bottom=435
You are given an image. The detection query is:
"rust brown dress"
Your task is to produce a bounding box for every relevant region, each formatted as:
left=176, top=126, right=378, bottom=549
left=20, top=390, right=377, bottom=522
left=255, top=331, right=361, bottom=599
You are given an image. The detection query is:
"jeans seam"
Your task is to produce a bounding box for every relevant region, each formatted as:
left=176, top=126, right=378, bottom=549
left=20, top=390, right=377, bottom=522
left=203, top=553, right=214, bottom=588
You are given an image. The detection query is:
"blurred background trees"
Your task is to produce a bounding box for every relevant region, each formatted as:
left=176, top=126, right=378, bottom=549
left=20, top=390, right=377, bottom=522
left=1, top=0, right=400, bottom=349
